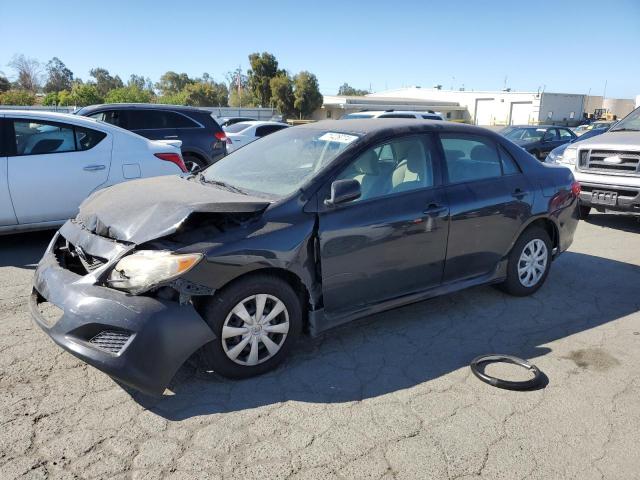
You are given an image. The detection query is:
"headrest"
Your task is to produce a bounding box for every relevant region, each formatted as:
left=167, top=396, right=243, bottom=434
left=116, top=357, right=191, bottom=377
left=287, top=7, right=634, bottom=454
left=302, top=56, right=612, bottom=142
left=470, top=145, right=495, bottom=163
left=356, top=149, right=379, bottom=175
left=405, top=144, right=424, bottom=173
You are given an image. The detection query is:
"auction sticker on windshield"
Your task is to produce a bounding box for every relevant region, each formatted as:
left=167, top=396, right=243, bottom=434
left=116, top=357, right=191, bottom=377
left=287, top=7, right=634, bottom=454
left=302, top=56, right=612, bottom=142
left=318, top=132, right=359, bottom=144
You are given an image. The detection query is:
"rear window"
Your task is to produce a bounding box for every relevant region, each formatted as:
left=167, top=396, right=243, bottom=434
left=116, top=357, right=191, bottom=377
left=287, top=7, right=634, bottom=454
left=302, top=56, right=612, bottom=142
left=378, top=114, right=416, bottom=119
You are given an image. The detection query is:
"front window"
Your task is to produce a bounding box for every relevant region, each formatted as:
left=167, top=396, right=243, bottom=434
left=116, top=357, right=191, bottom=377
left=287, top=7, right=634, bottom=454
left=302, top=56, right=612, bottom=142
left=610, top=107, right=640, bottom=132
left=223, top=122, right=253, bottom=133
left=503, top=127, right=548, bottom=141
left=203, top=127, right=360, bottom=198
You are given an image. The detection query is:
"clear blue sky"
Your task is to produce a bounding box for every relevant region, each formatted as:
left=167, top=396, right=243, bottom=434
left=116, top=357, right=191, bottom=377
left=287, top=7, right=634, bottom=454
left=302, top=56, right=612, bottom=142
left=1, top=0, right=639, bottom=98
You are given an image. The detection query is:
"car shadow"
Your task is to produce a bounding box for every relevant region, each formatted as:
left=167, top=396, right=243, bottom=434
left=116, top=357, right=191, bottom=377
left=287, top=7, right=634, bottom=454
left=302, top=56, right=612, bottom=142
left=584, top=212, right=640, bottom=233
left=129, top=250, right=640, bottom=420
left=0, top=230, right=54, bottom=270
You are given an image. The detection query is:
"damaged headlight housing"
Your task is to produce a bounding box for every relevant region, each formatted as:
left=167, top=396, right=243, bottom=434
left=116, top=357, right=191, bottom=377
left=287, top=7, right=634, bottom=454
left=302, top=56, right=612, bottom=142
left=107, top=250, right=203, bottom=293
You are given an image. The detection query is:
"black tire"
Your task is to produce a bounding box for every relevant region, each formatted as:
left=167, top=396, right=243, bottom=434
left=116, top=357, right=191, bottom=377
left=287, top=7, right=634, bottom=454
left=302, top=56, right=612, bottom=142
left=183, top=154, right=206, bottom=173
left=498, top=226, right=552, bottom=297
left=198, top=274, right=302, bottom=379
left=579, top=205, right=591, bottom=219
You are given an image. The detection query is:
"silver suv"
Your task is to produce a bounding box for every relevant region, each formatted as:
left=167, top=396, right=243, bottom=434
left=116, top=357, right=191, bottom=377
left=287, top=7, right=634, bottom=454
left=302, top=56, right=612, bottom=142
left=556, top=106, right=640, bottom=217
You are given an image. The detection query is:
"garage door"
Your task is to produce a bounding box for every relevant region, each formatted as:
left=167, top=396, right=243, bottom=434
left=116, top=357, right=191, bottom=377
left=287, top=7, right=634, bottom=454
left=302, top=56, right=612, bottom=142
left=474, top=99, right=494, bottom=125
left=510, top=102, right=533, bottom=125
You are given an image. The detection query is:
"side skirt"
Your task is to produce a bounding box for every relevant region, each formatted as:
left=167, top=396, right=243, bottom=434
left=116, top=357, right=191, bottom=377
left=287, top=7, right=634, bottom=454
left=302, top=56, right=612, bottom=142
left=308, top=260, right=508, bottom=337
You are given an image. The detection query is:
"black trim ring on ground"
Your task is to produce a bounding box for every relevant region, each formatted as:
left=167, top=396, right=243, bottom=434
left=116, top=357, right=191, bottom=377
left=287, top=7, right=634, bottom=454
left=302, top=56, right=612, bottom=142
left=470, top=354, right=546, bottom=391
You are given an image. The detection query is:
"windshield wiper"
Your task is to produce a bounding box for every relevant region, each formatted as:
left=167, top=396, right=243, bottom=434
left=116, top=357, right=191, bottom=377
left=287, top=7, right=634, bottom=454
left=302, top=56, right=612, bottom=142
left=198, top=175, right=247, bottom=195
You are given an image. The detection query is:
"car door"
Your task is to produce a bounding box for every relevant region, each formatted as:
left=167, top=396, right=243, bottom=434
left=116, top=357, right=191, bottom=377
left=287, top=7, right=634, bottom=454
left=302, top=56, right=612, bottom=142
left=540, top=128, right=561, bottom=157
left=0, top=117, right=18, bottom=226
left=558, top=128, right=576, bottom=146
left=317, top=134, right=449, bottom=317
left=439, top=133, right=532, bottom=282
left=7, top=118, right=112, bottom=224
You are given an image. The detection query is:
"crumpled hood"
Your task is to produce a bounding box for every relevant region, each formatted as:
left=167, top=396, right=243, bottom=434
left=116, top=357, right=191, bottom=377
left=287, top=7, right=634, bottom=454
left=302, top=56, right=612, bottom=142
left=76, top=175, right=270, bottom=244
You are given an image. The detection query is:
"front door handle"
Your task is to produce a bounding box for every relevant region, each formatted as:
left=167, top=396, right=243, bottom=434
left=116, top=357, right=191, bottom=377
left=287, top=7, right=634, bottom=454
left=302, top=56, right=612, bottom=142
left=83, top=164, right=106, bottom=172
left=163, top=135, right=179, bottom=139
left=423, top=203, right=448, bottom=215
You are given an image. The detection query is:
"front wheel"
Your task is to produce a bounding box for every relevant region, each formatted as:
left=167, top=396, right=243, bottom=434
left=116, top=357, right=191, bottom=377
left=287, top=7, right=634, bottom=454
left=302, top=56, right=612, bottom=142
left=498, top=226, right=552, bottom=296
left=198, top=274, right=302, bottom=378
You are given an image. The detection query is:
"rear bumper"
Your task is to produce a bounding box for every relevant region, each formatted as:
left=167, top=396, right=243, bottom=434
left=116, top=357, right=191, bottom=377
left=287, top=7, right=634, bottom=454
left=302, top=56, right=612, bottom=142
left=31, top=239, right=215, bottom=395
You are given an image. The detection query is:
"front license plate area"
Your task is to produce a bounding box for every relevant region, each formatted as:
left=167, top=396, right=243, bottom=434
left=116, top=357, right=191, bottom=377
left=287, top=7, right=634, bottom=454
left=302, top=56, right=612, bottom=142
left=591, top=190, right=617, bottom=206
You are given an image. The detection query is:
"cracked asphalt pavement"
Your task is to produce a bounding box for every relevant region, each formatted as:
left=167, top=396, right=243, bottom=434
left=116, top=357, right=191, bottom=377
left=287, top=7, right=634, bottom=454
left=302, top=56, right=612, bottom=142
left=1, top=213, right=639, bottom=479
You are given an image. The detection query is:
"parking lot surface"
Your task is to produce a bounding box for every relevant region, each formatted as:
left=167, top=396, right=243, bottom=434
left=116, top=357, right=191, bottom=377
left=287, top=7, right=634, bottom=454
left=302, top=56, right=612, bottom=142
left=1, top=214, right=639, bottom=480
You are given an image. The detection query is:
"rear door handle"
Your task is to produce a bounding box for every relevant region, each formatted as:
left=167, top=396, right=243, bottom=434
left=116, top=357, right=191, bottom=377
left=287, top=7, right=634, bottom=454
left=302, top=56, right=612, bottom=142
left=423, top=203, right=448, bottom=215
left=163, top=135, right=179, bottom=139
left=83, top=164, right=106, bottom=172
left=512, top=188, right=526, bottom=198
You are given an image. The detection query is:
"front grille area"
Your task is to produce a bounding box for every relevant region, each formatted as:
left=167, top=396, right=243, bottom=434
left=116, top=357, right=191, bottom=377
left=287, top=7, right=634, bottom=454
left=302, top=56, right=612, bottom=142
left=89, top=330, right=132, bottom=354
left=54, top=237, right=107, bottom=275
left=580, top=185, right=639, bottom=199
left=579, top=149, right=640, bottom=175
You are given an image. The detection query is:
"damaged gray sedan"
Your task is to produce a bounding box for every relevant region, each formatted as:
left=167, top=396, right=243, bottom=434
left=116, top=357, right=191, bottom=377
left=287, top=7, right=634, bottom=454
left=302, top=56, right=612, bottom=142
left=31, top=120, right=580, bottom=395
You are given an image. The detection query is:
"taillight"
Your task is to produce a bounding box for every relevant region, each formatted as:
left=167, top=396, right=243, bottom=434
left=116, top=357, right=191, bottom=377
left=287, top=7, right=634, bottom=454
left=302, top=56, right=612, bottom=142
left=154, top=153, right=187, bottom=172
left=214, top=131, right=227, bottom=142
left=571, top=181, right=581, bottom=196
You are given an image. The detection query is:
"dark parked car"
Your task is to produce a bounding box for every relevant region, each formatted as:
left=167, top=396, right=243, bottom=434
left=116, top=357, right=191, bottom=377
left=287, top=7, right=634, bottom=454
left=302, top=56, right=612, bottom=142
left=76, top=104, right=228, bottom=171
left=546, top=127, right=609, bottom=164
left=30, top=120, right=580, bottom=394
left=501, top=125, right=577, bottom=160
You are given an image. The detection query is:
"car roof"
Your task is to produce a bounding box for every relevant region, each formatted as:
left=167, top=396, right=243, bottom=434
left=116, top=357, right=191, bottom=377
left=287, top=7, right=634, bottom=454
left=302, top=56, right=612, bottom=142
left=348, top=110, right=442, bottom=116
left=509, top=125, right=563, bottom=129
left=0, top=109, right=106, bottom=127
left=235, top=121, right=288, bottom=127
left=297, top=118, right=486, bottom=136
left=78, top=103, right=211, bottom=114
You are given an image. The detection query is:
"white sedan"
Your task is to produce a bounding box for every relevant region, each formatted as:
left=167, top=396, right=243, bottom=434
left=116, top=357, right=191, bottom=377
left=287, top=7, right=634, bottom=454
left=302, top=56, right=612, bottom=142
left=223, top=121, right=289, bottom=152
left=0, top=110, right=186, bottom=235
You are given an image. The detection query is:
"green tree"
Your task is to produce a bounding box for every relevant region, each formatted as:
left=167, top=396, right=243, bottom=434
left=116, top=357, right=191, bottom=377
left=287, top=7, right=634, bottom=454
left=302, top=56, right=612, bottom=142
left=127, top=74, right=154, bottom=92
left=105, top=85, right=153, bottom=104
left=89, top=68, right=123, bottom=97
left=293, top=71, right=323, bottom=119
left=0, top=89, right=36, bottom=105
left=247, top=52, right=279, bottom=107
left=270, top=73, right=294, bottom=118
left=228, top=88, right=256, bottom=107
left=183, top=81, right=228, bottom=107
left=58, top=83, right=103, bottom=106
left=0, top=74, right=10, bottom=93
left=156, top=71, right=193, bottom=95
left=44, top=57, right=73, bottom=93
left=42, top=91, right=60, bottom=106
left=337, top=83, right=369, bottom=96
left=159, top=91, right=188, bottom=105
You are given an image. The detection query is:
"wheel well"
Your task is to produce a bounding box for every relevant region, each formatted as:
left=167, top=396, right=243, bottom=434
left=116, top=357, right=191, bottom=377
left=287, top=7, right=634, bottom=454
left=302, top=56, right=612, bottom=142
left=182, top=151, right=206, bottom=164
left=216, top=267, right=311, bottom=321
left=525, top=218, right=559, bottom=250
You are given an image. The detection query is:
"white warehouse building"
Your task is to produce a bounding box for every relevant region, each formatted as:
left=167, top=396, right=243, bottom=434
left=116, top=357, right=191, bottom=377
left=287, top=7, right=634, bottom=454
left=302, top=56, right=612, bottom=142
left=367, top=87, right=586, bottom=126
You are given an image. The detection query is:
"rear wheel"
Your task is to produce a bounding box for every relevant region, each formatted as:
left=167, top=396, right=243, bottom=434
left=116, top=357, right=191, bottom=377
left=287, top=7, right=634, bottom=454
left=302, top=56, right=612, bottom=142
left=198, top=274, right=302, bottom=378
left=498, top=226, right=552, bottom=296
left=183, top=154, right=206, bottom=173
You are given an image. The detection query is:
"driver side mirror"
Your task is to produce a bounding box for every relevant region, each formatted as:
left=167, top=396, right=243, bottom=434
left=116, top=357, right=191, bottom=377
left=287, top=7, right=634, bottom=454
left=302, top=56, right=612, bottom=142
left=324, top=179, right=361, bottom=207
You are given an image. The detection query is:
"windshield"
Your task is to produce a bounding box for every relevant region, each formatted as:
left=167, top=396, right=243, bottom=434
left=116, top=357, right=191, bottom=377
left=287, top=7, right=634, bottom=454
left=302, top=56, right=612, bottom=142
left=503, top=127, right=547, bottom=141
left=203, top=127, right=360, bottom=198
left=610, top=108, right=640, bottom=131
left=224, top=122, right=253, bottom=133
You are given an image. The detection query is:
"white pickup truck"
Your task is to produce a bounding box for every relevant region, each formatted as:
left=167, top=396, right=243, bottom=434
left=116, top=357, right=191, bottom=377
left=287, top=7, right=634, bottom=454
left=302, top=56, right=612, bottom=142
left=555, top=107, right=640, bottom=217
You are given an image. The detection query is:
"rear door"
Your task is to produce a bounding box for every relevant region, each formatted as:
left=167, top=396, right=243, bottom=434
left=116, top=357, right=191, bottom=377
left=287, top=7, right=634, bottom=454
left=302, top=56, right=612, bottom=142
left=0, top=117, right=18, bottom=226
left=439, top=133, right=532, bottom=282
left=7, top=118, right=112, bottom=224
